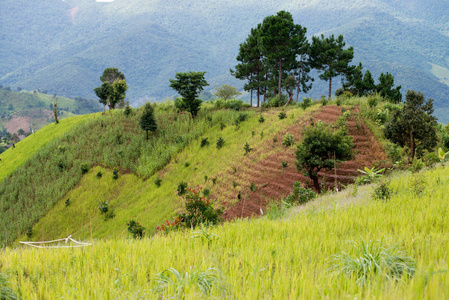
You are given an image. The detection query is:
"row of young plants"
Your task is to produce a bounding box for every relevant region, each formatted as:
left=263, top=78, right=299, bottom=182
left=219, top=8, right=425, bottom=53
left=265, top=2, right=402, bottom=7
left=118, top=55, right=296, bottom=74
left=0, top=103, right=254, bottom=247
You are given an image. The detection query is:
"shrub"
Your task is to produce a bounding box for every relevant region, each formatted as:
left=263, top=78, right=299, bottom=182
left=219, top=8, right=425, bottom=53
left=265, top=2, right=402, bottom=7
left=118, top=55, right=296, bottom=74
left=177, top=181, right=188, bottom=196
left=154, top=177, right=162, bottom=187
left=232, top=181, right=238, bottom=188
left=329, top=239, right=415, bottom=284
left=266, top=201, right=289, bottom=220
left=386, top=143, right=402, bottom=163
left=216, top=137, right=225, bottom=149
left=98, top=201, right=109, bottom=213
left=244, top=142, right=252, bottom=155
left=282, top=133, right=294, bottom=147
left=65, top=198, right=70, bottom=206
left=26, top=226, right=33, bottom=238
left=299, top=97, right=312, bottom=110
left=80, top=163, right=89, bottom=174
left=112, top=169, right=119, bottom=180
left=104, top=208, right=115, bottom=221
left=96, top=171, right=103, bottom=179
left=278, top=111, right=287, bottom=120
left=127, top=220, right=145, bottom=239
left=155, top=267, right=226, bottom=297
left=57, top=160, right=65, bottom=171
left=184, top=162, right=190, bottom=167
left=200, top=137, right=209, bottom=148
left=357, top=166, right=385, bottom=184
left=124, top=104, right=132, bottom=116
left=250, top=182, right=257, bottom=192
left=368, top=97, right=378, bottom=108
left=202, top=188, right=210, bottom=197
left=273, top=136, right=278, bottom=143
left=423, top=152, right=440, bottom=168
left=258, top=115, right=265, bottom=123
left=281, top=161, right=288, bottom=168
left=409, top=159, right=424, bottom=173
left=180, top=186, right=222, bottom=228
left=320, top=95, right=328, bottom=106
left=284, top=181, right=316, bottom=205
left=372, top=181, right=392, bottom=201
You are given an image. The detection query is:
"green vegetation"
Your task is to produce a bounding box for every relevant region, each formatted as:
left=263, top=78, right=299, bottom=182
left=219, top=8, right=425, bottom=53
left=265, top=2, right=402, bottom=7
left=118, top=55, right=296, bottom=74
left=170, top=72, right=209, bottom=117
left=296, top=122, right=353, bottom=193
left=1, top=165, right=449, bottom=298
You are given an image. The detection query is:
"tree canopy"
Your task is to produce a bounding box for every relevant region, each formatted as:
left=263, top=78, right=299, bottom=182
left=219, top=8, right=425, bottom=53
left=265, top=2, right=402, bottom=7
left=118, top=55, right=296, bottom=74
left=384, top=90, right=437, bottom=162
left=309, top=34, right=354, bottom=100
left=213, top=84, right=241, bottom=100
left=169, top=71, right=209, bottom=117
left=296, top=122, right=353, bottom=193
left=94, top=68, right=128, bottom=110
left=139, top=102, right=157, bottom=140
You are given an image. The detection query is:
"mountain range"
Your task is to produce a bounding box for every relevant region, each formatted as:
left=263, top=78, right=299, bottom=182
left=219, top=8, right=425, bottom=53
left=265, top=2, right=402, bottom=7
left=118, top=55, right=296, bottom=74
left=0, top=0, right=448, bottom=121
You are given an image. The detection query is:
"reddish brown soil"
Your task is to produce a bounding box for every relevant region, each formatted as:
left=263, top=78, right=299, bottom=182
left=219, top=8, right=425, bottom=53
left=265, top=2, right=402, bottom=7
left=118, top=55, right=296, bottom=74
left=220, top=105, right=387, bottom=220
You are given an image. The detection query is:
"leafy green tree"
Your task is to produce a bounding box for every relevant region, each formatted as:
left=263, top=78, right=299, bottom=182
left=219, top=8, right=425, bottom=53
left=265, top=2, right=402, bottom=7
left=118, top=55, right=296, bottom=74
left=309, top=34, right=354, bottom=100
left=376, top=72, right=402, bottom=103
left=139, top=102, right=157, bottom=140
left=94, top=68, right=128, bottom=110
left=213, top=84, right=241, bottom=100
left=259, top=11, right=308, bottom=104
left=94, top=82, right=113, bottom=113
left=384, top=90, right=438, bottom=162
left=296, top=122, right=353, bottom=193
left=169, top=71, right=209, bottom=118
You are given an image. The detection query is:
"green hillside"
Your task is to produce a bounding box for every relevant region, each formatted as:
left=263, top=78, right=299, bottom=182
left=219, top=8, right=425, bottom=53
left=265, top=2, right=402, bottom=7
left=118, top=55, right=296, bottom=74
left=1, top=164, right=448, bottom=298
left=0, top=0, right=448, bottom=121
left=0, top=114, right=95, bottom=182
left=0, top=88, right=101, bottom=134
left=0, top=101, right=319, bottom=246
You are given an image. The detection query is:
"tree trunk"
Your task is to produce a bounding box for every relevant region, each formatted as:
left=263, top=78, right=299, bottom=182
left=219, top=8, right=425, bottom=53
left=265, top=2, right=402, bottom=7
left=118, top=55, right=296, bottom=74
left=146, top=130, right=149, bottom=140
left=102, top=104, right=106, bottom=114
left=312, top=175, right=321, bottom=194
left=409, top=130, right=415, bottom=163
left=278, top=60, right=283, bottom=104
left=257, top=87, right=260, bottom=108
left=328, top=77, right=332, bottom=101
left=296, top=56, right=303, bottom=102
left=250, top=89, right=253, bottom=108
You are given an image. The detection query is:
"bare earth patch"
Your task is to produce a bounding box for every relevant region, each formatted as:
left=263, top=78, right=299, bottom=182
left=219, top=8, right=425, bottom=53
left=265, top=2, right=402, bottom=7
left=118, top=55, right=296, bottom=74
left=220, top=105, right=387, bottom=220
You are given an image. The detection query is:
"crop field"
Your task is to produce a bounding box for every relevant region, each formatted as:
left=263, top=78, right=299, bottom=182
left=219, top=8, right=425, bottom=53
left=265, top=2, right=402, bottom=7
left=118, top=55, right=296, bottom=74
left=1, top=165, right=448, bottom=299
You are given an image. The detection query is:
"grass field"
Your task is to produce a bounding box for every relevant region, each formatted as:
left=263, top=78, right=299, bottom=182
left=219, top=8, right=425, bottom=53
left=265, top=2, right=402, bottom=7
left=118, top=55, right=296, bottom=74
left=1, top=164, right=448, bottom=299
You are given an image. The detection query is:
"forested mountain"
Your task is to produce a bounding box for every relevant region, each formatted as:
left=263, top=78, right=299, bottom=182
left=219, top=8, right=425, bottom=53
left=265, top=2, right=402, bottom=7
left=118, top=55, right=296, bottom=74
left=0, top=0, right=448, bottom=121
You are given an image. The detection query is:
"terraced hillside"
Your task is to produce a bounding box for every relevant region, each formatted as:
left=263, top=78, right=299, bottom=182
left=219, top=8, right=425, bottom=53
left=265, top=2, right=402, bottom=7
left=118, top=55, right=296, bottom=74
left=216, top=105, right=388, bottom=219
left=1, top=101, right=389, bottom=246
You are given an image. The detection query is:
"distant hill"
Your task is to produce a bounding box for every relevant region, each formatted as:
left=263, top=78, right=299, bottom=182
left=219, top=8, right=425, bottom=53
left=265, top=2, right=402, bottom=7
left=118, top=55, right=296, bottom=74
left=0, top=0, right=448, bottom=121
left=0, top=88, right=101, bottom=135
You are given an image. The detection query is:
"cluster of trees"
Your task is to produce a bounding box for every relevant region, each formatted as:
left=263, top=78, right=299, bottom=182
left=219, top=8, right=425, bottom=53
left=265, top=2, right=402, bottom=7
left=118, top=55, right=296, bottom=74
left=232, top=11, right=403, bottom=106
left=341, top=63, right=402, bottom=103
left=231, top=11, right=353, bottom=107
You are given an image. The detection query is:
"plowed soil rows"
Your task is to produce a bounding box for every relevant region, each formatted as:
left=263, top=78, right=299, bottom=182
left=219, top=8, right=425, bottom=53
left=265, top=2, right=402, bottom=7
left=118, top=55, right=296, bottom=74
left=220, top=105, right=387, bottom=220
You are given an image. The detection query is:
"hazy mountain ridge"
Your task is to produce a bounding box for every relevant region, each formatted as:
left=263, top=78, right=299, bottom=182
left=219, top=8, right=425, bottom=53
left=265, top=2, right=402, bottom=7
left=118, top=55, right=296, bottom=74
left=0, top=0, right=448, bottom=120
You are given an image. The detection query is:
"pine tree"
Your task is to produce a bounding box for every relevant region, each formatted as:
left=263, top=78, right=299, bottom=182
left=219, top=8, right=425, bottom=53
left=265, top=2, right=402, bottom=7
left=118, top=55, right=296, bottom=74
left=309, top=34, right=354, bottom=100
left=140, top=103, right=157, bottom=140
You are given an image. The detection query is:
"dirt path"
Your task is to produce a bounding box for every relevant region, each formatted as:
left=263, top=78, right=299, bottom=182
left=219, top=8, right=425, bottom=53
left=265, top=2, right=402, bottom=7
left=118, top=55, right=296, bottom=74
left=220, top=105, right=387, bottom=220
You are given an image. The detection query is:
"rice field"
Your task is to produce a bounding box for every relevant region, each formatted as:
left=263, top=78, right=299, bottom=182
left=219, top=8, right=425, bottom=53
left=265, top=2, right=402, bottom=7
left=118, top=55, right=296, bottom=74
left=1, top=164, right=448, bottom=299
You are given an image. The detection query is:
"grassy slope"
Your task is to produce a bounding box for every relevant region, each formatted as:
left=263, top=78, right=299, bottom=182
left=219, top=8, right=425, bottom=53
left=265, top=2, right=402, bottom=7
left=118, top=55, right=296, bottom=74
left=0, top=114, right=94, bottom=181
left=1, top=165, right=448, bottom=299
left=26, top=105, right=317, bottom=241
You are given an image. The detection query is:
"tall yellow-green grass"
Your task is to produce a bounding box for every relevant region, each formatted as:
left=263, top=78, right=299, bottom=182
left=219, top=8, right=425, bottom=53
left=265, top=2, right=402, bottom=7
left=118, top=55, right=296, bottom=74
left=1, top=164, right=448, bottom=299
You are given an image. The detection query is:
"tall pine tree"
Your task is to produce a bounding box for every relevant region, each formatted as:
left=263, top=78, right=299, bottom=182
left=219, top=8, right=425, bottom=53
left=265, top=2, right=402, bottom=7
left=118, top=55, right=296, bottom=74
left=309, top=34, right=354, bottom=100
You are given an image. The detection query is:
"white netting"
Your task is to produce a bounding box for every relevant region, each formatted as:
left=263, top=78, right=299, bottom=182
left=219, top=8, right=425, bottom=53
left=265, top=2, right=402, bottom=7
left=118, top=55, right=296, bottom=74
left=19, top=235, right=92, bottom=248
